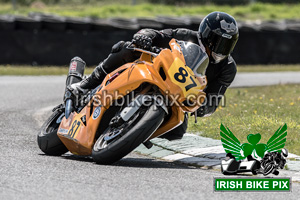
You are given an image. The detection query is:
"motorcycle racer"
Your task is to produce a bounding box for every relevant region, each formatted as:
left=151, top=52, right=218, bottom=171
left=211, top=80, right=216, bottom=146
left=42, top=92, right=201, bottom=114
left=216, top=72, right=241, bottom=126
left=67, top=11, right=239, bottom=140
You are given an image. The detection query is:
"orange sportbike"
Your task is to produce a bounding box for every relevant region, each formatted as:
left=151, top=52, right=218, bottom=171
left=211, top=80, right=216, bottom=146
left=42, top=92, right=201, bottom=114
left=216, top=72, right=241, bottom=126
left=37, top=39, right=208, bottom=164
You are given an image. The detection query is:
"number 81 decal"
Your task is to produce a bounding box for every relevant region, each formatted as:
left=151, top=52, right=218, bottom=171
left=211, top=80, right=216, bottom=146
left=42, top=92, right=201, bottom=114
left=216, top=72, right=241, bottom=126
left=68, top=120, right=81, bottom=138
left=174, top=67, right=197, bottom=91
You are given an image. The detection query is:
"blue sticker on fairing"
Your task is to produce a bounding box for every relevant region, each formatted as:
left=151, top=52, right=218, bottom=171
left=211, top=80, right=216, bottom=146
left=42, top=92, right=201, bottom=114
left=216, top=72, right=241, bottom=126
left=93, top=106, right=101, bottom=120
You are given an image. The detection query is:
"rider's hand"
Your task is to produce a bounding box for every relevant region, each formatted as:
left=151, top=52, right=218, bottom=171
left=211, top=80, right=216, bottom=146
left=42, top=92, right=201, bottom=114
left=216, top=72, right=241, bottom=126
left=132, top=34, right=152, bottom=50
left=191, top=105, right=210, bottom=118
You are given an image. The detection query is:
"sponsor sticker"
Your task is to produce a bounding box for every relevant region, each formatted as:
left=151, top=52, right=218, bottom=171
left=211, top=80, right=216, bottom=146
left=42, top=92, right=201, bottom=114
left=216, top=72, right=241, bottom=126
left=93, top=106, right=101, bottom=120
left=58, top=128, right=69, bottom=134
left=70, top=61, right=77, bottom=71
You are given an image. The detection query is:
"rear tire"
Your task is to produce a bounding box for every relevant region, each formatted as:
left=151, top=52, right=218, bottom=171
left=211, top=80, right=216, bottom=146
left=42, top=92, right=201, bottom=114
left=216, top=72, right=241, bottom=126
left=37, top=108, right=68, bottom=156
left=92, top=104, right=165, bottom=164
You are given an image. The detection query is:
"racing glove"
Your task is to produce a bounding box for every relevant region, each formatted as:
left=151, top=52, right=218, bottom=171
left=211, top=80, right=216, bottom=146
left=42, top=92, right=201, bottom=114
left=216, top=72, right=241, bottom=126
left=191, top=102, right=219, bottom=117
left=132, top=34, right=152, bottom=50
left=193, top=105, right=212, bottom=118
left=192, top=92, right=224, bottom=117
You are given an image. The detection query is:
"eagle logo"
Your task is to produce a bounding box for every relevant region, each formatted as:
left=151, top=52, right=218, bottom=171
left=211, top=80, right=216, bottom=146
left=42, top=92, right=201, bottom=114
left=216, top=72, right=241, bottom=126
left=220, top=124, right=287, bottom=160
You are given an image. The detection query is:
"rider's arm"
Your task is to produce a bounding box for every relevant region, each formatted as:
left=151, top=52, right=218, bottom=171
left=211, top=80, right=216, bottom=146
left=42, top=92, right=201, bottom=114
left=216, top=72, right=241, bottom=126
left=198, top=56, right=237, bottom=117
left=169, top=28, right=198, bottom=44
left=133, top=28, right=198, bottom=48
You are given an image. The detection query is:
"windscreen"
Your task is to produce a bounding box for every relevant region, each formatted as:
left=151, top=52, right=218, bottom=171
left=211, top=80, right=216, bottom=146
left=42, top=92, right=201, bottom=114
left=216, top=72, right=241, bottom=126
left=178, top=41, right=209, bottom=76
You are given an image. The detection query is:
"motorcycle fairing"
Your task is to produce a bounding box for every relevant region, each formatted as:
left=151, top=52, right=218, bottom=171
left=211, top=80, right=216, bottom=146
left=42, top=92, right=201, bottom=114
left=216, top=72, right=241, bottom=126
left=57, top=39, right=207, bottom=155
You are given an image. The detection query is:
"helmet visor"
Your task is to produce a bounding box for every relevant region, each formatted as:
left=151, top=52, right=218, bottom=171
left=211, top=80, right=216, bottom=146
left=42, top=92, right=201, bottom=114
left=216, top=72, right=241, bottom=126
left=210, top=31, right=238, bottom=56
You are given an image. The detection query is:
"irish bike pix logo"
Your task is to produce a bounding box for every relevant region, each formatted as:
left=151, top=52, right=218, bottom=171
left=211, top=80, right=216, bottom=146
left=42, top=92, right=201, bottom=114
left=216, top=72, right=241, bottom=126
left=220, top=124, right=288, bottom=176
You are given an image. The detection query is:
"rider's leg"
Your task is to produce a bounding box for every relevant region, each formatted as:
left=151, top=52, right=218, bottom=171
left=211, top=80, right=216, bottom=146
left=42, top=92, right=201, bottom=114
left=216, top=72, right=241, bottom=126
left=79, top=41, right=139, bottom=90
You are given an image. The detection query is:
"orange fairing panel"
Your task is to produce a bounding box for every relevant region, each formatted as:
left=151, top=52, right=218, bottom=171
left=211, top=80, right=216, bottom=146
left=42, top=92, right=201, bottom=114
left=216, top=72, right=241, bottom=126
left=57, top=106, right=107, bottom=155
left=93, top=63, right=168, bottom=109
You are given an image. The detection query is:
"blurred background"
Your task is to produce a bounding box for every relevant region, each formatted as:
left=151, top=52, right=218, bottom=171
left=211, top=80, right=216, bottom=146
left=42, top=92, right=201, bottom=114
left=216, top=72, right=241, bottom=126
left=0, top=0, right=300, bottom=66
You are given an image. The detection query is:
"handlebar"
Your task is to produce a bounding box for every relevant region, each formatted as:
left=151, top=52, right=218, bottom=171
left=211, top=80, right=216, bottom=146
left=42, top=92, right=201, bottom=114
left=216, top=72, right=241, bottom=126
left=150, top=46, right=162, bottom=54
left=126, top=42, right=161, bottom=57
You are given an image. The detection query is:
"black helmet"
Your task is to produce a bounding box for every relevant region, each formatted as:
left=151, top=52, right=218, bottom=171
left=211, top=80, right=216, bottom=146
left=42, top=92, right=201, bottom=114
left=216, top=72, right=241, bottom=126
left=199, top=12, right=239, bottom=63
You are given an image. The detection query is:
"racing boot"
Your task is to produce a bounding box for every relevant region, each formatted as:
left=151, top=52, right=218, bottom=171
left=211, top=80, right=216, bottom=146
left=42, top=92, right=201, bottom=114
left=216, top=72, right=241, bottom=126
left=68, top=62, right=108, bottom=96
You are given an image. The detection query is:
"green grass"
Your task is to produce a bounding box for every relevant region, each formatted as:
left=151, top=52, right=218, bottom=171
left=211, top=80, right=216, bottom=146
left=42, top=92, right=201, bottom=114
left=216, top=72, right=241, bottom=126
left=1, top=65, right=300, bottom=76
left=1, top=2, right=300, bottom=20
left=237, top=65, right=300, bottom=73
left=188, top=84, right=300, bottom=155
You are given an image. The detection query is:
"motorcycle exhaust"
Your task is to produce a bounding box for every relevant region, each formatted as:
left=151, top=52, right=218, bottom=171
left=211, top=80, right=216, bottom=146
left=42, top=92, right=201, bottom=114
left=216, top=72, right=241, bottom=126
left=64, top=57, right=86, bottom=119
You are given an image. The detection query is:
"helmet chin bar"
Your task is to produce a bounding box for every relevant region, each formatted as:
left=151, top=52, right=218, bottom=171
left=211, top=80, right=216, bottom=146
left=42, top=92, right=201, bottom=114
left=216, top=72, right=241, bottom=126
left=211, top=52, right=226, bottom=64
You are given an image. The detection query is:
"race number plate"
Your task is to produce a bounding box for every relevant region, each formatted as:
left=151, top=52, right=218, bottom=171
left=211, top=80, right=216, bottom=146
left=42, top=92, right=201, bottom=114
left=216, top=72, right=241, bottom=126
left=64, top=115, right=83, bottom=139
left=168, top=57, right=202, bottom=97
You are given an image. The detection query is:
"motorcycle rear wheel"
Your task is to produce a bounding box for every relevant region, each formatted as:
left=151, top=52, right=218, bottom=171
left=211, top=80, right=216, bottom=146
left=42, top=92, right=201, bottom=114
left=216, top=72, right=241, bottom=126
left=37, top=108, right=68, bottom=156
left=92, top=103, right=165, bottom=165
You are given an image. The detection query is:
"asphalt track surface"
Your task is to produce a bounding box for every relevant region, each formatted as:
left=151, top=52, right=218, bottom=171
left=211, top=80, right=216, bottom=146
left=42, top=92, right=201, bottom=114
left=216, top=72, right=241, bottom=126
left=1, top=75, right=300, bottom=200
left=231, top=71, right=300, bottom=87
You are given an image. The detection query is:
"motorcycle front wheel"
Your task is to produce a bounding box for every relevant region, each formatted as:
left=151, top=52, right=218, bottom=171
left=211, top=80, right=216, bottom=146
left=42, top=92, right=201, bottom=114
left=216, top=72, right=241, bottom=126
left=37, top=107, right=68, bottom=156
left=92, top=102, right=165, bottom=165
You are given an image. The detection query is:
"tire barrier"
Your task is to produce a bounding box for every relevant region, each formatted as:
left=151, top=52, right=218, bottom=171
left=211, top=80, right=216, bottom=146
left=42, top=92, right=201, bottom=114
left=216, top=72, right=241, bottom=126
left=0, top=14, right=300, bottom=65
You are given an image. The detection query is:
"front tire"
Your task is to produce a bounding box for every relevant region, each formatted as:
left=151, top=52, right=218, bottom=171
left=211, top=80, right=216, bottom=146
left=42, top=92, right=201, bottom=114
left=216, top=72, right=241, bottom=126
left=37, top=108, right=68, bottom=156
left=92, top=104, right=165, bottom=164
